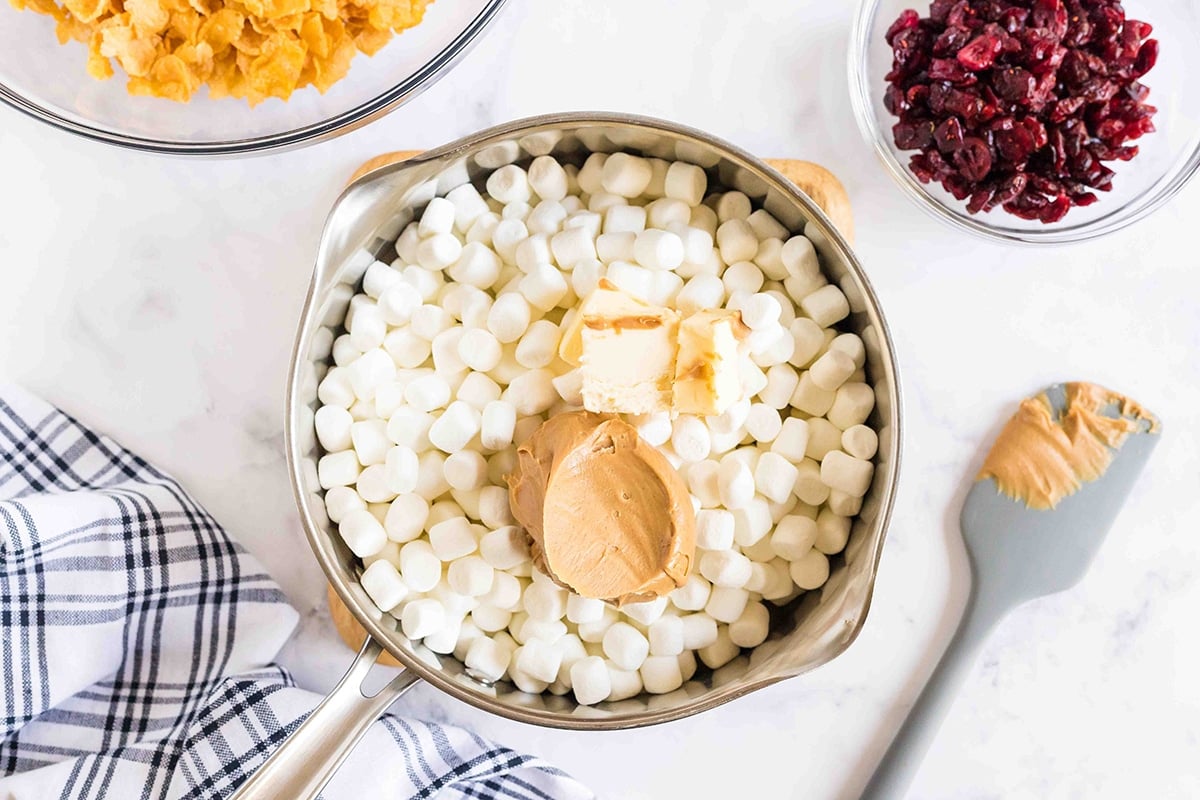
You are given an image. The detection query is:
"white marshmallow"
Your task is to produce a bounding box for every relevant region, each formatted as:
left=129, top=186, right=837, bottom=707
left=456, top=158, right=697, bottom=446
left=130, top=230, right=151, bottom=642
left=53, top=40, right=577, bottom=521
left=471, top=603, right=513, bottom=634
left=671, top=576, right=713, bottom=613
left=708, top=398, right=751, bottom=436
left=842, top=424, right=879, bottom=460
left=448, top=555, right=495, bottom=597
left=589, top=192, right=626, bottom=213
left=665, top=161, right=707, bottom=206
left=549, top=227, right=596, bottom=269
left=815, top=508, right=852, bottom=555
left=680, top=612, right=719, bottom=650
left=770, top=418, right=810, bottom=463
left=604, top=204, right=647, bottom=235
left=350, top=420, right=390, bottom=466
left=603, top=622, right=650, bottom=671
left=428, top=516, right=477, bottom=562
left=820, top=450, right=874, bottom=498
left=577, top=153, right=608, bottom=194
left=325, top=485, right=365, bottom=523
left=319, top=450, right=361, bottom=490
left=759, top=363, right=800, bottom=410
left=606, top=665, right=644, bottom=702
left=456, top=372, right=502, bottom=411
left=736, top=293, right=782, bottom=331
left=477, top=400, right=516, bottom=452
left=465, top=636, right=511, bottom=682
left=400, top=265, right=445, bottom=302
left=641, top=655, right=684, bottom=695
left=754, top=451, right=800, bottom=504
left=728, top=601, right=770, bottom=648
left=771, top=514, right=818, bottom=561
left=828, top=382, right=876, bottom=430
left=442, top=450, right=487, bottom=492
left=515, top=320, right=561, bottom=369
left=384, top=493, right=429, bottom=543
left=338, top=509, right=386, bottom=558
left=648, top=616, right=685, bottom=657
left=788, top=318, right=826, bottom=369
left=623, top=597, right=668, bottom=626
left=781, top=235, right=820, bottom=277
left=801, top=284, right=850, bottom=328
left=746, top=208, right=787, bottom=241
left=360, top=559, right=409, bottom=613
left=671, top=416, right=712, bottom=463
left=828, top=489, right=864, bottom=518
left=646, top=198, right=690, bottom=230
left=809, top=350, right=856, bottom=393
left=519, top=264, right=569, bottom=312
left=349, top=306, right=386, bottom=352
left=503, top=369, right=558, bottom=416
left=486, top=164, right=532, bottom=205
left=675, top=274, right=725, bottom=317
left=717, top=458, right=755, bottom=510
left=570, top=259, right=606, bottom=300
left=414, top=451, right=450, bottom=500
left=466, top=211, right=501, bottom=245
left=571, top=656, right=612, bottom=705
left=401, top=598, right=446, bottom=640
left=418, top=196, right=456, bottom=237
left=717, top=219, right=758, bottom=265
left=577, top=607, right=619, bottom=643
left=732, top=497, right=773, bottom=547
left=444, top=183, right=490, bottom=233
left=686, top=460, right=722, bottom=508
left=695, top=509, right=735, bottom=550
left=705, top=586, right=749, bottom=624
left=404, top=373, right=451, bottom=412
left=383, top=327, right=431, bottom=369
left=596, top=231, right=637, bottom=263
left=526, top=156, right=569, bottom=202
left=383, top=445, right=419, bottom=494
left=697, top=626, right=739, bottom=669
left=604, top=261, right=656, bottom=300
left=790, top=549, right=830, bottom=590
left=793, top=458, right=830, bottom=506
left=399, top=540, right=441, bottom=592
left=648, top=270, right=684, bottom=307
left=386, top=407, right=433, bottom=450
left=363, top=260, right=402, bottom=300
left=315, top=405, right=353, bottom=452
left=484, top=570, right=523, bottom=611
left=722, top=260, right=765, bottom=297
left=699, top=549, right=753, bottom=589
left=715, top=191, right=752, bottom=222
left=564, top=210, right=603, bottom=239
left=410, top=305, right=452, bottom=341
left=416, top=234, right=462, bottom=273
left=565, top=594, right=606, bottom=625
left=487, top=293, right=532, bottom=344
left=551, top=369, right=584, bottom=407
left=490, top=219, right=528, bottom=265
left=447, top=241, right=502, bottom=290
left=515, top=638, right=564, bottom=684
left=633, top=229, right=685, bottom=271
left=792, top=373, right=836, bottom=417
left=744, top=404, right=783, bottom=443
left=523, top=580, right=568, bottom=621
left=805, top=418, right=843, bottom=461
left=455, top=328, right=501, bottom=373
left=602, top=153, right=653, bottom=197
left=428, top=401, right=482, bottom=453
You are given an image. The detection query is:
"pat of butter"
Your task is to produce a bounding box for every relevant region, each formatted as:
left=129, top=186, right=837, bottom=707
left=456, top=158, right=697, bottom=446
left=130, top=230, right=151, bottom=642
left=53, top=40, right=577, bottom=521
left=576, top=281, right=680, bottom=415
left=673, top=309, right=749, bottom=416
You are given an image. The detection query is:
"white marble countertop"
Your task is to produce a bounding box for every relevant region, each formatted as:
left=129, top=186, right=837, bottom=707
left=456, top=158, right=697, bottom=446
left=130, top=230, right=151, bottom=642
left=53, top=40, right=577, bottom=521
left=2, top=1, right=1198, bottom=797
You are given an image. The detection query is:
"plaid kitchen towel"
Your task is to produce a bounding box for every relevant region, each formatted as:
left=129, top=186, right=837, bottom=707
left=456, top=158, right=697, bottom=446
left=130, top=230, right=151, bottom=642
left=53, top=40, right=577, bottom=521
left=0, top=385, right=592, bottom=800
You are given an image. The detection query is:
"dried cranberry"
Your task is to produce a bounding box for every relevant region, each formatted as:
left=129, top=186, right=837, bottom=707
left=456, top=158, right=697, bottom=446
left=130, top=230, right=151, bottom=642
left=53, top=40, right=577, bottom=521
left=956, top=33, right=1003, bottom=70
left=894, top=120, right=937, bottom=150
left=934, top=117, right=966, bottom=152
left=929, top=57, right=976, bottom=84
left=993, top=66, right=1036, bottom=103
left=953, top=137, right=993, bottom=181
left=886, top=9, right=922, bottom=45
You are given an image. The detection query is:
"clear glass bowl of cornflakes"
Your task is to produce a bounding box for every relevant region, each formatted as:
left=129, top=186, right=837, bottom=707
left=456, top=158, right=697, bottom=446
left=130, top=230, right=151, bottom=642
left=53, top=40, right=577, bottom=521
left=0, top=0, right=507, bottom=155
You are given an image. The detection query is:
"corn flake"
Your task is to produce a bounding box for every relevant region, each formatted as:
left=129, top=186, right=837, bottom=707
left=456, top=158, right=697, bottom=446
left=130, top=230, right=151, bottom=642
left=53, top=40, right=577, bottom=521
left=15, top=0, right=432, bottom=104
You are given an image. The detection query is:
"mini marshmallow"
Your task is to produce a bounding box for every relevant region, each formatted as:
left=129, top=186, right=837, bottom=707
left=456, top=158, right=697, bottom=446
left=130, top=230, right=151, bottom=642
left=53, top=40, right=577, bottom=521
left=410, top=304, right=452, bottom=341
left=349, top=419, right=392, bottom=466
left=815, top=508, right=852, bottom=555
left=466, top=211, right=501, bottom=244
left=800, top=284, right=850, bottom=328
left=646, top=198, right=690, bottom=230
left=348, top=306, right=386, bottom=353
left=671, top=416, right=712, bottom=463
left=545, top=228, right=593, bottom=270
left=477, top=525, right=530, bottom=568
left=515, top=320, right=561, bottom=369
left=490, top=219, right=528, bottom=265
left=698, top=627, right=740, bottom=670
left=465, top=636, right=511, bottom=682
left=476, top=400, right=517, bottom=451
left=577, top=607, right=619, bottom=643
left=325, top=485, right=365, bottom=523
left=667, top=574, right=712, bottom=614
left=443, top=450, right=488, bottom=492
left=809, top=349, right=856, bottom=392
left=791, top=373, right=836, bottom=417
left=315, top=405, right=353, bottom=452
left=633, top=229, right=685, bottom=271
left=754, top=451, right=800, bottom=504
left=363, top=261, right=403, bottom=301
left=695, top=509, right=735, bottom=550
left=604, top=260, right=656, bottom=300
left=515, top=233, right=553, bottom=274
left=722, top=260, right=765, bottom=297
left=472, top=484, right=511, bottom=528
left=471, top=603, right=513, bottom=633
left=483, top=570, right=522, bottom=611
left=564, top=210, right=603, bottom=240
left=602, top=153, right=653, bottom=197
left=431, top=328, right=469, bottom=376
left=744, top=404, right=783, bottom=443
left=664, top=161, right=707, bottom=206
left=788, top=318, right=826, bottom=369
left=641, top=655, right=683, bottom=695
left=456, top=328, right=502, bottom=373
left=679, top=612, right=719, bottom=650
left=708, top=398, right=751, bottom=436
left=361, top=559, right=409, bottom=613
left=603, top=204, right=647, bottom=235
left=595, top=233, right=636, bottom=265
left=386, top=407, right=433, bottom=450
left=416, top=234, right=462, bottom=273
left=790, top=549, right=830, bottom=590
left=805, top=418, right=843, bottom=461
left=675, top=275, right=725, bottom=317
left=759, top=363, right=800, bottom=410
left=404, top=373, right=451, bottom=412
left=399, top=539, right=441, bottom=592
left=589, top=193, right=626, bottom=213
left=821, top=450, right=874, bottom=498
left=728, top=601, right=770, bottom=648
left=713, top=190, right=750, bottom=221
left=551, top=369, right=584, bottom=407
left=647, top=270, right=684, bottom=307
left=770, top=418, right=809, bottom=463
left=716, top=457, right=755, bottom=510
left=503, top=369, right=558, bottom=416
left=828, top=382, right=876, bottom=430
left=410, top=452, right=448, bottom=502
left=571, top=656, right=612, bottom=705
left=401, top=598, right=446, bottom=640
left=686, top=460, right=721, bottom=508
left=792, top=458, right=830, bottom=506
left=603, top=622, right=650, bottom=671
left=842, top=424, right=879, bottom=460
left=828, top=489, right=864, bottom=518
left=524, top=580, right=567, bottom=621
left=383, top=327, right=431, bottom=369
left=456, top=372, right=502, bottom=411
left=418, top=196, right=456, bottom=236
left=444, top=183, right=489, bottom=233
left=381, top=445, right=418, bottom=494
left=486, top=164, right=532, bottom=205
left=736, top=293, right=782, bottom=331
left=732, top=497, right=773, bottom=547
left=745, top=207, right=787, bottom=241
left=623, top=597, right=668, bottom=627
left=566, top=594, right=606, bottom=625
left=487, top=293, right=532, bottom=344
left=384, top=493, right=429, bottom=543
left=781, top=234, right=820, bottom=277
left=716, top=219, right=758, bottom=265
left=771, top=514, right=818, bottom=561
left=428, top=401, right=482, bottom=453
left=575, top=152, right=607, bottom=194
left=515, top=638, right=564, bottom=684
left=527, top=156, right=569, bottom=202
left=648, top=616, right=684, bottom=657
left=338, top=509, right=386, bottom=558
left=607, top=665, right=644, bottom=702
left=448, top=555, right=495, bottom=597
left=699, top=549, right=753, bottom=589
left=448, top=241, right=502, bottom=290
left=705, top=585, right=749, bottom=624
left=519, top=264, right=569, bottom=312
left=428, top=516, right=477, bottom=562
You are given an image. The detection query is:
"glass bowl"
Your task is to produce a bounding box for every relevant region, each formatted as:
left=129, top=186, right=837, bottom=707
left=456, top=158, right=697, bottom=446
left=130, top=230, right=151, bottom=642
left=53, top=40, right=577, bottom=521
left=0, top=0, right=507, bottom=156
left=850, top=0, right=1200, bottom=244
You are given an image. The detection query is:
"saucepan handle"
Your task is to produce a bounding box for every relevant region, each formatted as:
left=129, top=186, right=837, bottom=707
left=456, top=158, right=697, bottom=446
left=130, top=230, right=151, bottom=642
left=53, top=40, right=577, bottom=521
left=229, top=636, right=420, bottom=800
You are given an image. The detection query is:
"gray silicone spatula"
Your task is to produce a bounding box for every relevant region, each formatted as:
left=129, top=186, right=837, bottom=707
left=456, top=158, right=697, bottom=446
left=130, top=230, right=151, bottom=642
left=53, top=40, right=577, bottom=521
left=860, top=383, right=1161, bottom=799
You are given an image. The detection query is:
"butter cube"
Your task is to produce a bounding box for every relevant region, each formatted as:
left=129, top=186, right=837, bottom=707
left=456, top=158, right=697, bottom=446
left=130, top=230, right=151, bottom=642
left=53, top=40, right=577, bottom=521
left=577, top=282, right=680, bottom=415
left=673, top=310, right=749, bottom=416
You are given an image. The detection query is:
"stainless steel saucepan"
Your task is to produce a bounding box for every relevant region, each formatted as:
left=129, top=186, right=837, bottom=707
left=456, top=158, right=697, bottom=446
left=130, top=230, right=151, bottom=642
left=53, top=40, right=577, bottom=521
left=235, top=112, right=903, bottom=799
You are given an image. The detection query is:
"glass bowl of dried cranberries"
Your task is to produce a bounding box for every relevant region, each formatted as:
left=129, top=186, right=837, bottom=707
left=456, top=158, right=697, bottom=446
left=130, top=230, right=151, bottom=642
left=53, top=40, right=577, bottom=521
left=850, top=0, right=1200, bottom=244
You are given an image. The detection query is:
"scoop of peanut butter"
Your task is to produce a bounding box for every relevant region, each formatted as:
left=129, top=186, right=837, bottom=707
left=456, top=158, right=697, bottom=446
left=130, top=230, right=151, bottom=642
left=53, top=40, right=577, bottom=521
left=506, top=411, right=696, bottom=606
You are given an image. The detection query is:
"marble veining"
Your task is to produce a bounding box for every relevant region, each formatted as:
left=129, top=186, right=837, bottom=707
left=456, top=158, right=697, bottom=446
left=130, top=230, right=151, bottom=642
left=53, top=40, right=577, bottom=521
left=2, top=0, right=1198, bottom=797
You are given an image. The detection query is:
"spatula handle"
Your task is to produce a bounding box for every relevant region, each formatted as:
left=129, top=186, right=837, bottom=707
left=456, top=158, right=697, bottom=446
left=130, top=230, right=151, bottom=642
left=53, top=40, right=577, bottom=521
left=859, top=576, right=1013, bottom=800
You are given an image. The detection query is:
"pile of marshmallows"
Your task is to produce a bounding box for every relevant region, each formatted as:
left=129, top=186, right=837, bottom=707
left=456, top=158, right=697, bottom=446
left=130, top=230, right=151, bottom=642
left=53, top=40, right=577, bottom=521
left=312, top=147, right=880, bottom=706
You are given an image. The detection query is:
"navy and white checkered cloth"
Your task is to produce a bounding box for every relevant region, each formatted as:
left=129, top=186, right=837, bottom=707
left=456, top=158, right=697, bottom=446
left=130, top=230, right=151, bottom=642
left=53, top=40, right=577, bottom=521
left=0, top=386, right=593, bottom=799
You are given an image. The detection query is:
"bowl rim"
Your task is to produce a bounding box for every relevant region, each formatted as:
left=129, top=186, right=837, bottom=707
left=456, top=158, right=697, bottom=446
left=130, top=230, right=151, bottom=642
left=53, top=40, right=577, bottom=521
left=286, top=111, right=905, bottom=729
left=0, top=0, right=508, bottom=157
left=848, top=0, right=1200, bottom=246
